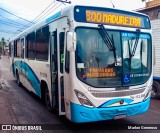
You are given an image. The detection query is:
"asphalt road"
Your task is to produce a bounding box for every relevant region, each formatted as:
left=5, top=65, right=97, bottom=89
left=0, top=55, right=160, bottom=133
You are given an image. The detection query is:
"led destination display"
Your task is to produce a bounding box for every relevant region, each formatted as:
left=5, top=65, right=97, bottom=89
left=74, top=6, right=151, bottom=29
left=86, top=10, right=141, bottom=27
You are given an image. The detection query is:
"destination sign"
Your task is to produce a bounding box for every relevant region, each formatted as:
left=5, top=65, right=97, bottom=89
left=86, top=68, right=116, bottom=78
left=74, top=6, right=151, bottom=29
left=86, top=10, right=141, bottom=27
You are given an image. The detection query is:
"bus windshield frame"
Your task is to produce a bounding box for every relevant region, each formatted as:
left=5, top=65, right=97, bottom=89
left=75, top=27, right=152, bottom=88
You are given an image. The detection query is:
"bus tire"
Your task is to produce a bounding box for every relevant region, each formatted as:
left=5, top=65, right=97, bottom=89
left=16, top=70, right=22, bottom=87
left=45, top=88, right=53, bottom=112
left=151, top=80, right=160, bottom=99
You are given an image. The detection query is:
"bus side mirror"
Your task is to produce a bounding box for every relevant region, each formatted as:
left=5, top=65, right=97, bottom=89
left=67, top=32, right=76, bottom=51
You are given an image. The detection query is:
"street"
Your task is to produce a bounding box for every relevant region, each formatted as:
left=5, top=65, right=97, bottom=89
left=0, top=55, right=160, bottom=133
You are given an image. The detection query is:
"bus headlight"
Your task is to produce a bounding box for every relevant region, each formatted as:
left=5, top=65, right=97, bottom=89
left=75, top=90, right=94, bottom=108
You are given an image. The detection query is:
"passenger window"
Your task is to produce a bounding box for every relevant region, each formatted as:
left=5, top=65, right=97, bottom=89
left=21, top=38, right=24, bottom=59
left=36, top=26, right=49, bottom=61
left=14, top=39, right=21, bottom=58
left=17, top=39, right=21, bottom=58
left=59, top=32, right=65, bottom=73
left=14, top=41, right=17, bottom=57
left=26, top=32, right=36, bottom=59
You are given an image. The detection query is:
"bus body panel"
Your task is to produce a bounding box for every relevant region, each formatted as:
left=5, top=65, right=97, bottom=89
left=9, top=5, right=153, bottom=123
left=70, top=97, right=150, bottom=123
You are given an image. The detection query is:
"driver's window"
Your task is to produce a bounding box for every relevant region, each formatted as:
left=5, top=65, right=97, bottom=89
left=141, top=39, right=148, bottom=67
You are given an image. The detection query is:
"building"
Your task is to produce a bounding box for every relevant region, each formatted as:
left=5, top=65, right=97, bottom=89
left=137, top=0, right=160, bottom=20
left=3, top=45, right=9, bottom=56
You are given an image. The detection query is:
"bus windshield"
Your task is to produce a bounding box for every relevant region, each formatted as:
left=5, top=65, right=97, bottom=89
left=75, top=27, right=151, bottom=88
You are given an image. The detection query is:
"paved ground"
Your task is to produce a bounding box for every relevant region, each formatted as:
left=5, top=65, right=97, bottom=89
left=0, top=55, right=160, bottom=133
left=0, top=64, right=19, bottom=132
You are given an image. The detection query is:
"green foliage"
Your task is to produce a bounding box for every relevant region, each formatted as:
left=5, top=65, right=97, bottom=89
left=0, top=38, right=7, bottom=53
left=0, top=37, right=6, bottom=48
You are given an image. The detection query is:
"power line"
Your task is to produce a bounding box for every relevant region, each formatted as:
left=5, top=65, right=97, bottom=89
left=33, top=1, right=56, bottom=22
left=56, top=0, right=71, bottom=4
left=109, top=0, right=115, bottom=8
left=0, top=21, right=21, bottom=28
left=0, top=19, right=24, bottom=27
left=0, top=14, right=26, bottom=26
left=0, top=30, right=15, bottom=34
left=18, top=2, right=62, bottom=31
left=34, top=2, right=60, bottom=23
left=0, top=20, right=22, bottom=28
left=10, top=2, right=63, bottom=38
left=34, top=3, right=62, bottom=24
left=0, top=7, right=35, bottom=24
left=16, top=1, right=59, bottom=31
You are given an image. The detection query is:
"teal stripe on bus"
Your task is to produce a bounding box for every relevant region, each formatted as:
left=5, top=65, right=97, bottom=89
left=14, top=61, right=41, bottom=97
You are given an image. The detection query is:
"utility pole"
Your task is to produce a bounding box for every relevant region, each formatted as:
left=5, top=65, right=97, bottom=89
left=142, top=0, right=147, bottom=3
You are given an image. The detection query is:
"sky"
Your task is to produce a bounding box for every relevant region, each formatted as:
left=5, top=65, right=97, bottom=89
left=0, top=0, right=146, bottom=40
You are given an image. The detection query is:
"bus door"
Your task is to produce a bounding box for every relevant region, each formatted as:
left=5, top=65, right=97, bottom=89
left=10, top=42, right=15, bottom=76
left=51, top=29, right=65, bottom=115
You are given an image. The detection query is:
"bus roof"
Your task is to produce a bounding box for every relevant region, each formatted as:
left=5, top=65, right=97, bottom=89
left=9, top=5, right=150, bottom=42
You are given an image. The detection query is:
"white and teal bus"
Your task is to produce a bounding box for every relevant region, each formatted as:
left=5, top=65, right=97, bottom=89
left=9, top=4, right=153, bottom=123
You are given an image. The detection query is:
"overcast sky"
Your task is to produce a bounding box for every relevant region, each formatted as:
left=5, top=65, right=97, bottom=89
left=0, top=0, right=146, bottom=40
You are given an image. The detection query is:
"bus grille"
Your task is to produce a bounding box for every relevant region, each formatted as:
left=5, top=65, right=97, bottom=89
left=91, top=88, right=145, bottom=98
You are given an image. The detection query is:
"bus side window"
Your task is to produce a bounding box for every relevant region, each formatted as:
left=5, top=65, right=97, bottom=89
left=59, top=32, right=65, bottom=73
left=65, top=49, right=70, bottom=73
left=20, top=38, right=24, bottom=59
left=11, top=42, right=14, bottom=57
left=9, top=43, right=11, bottom=57
left=51, top=30, right=57, bottom=79
left=36, top=26, right=49, bottom=61
left=14, top=40, right=17, bottom=57
left=65, top=32, right=70, bottom=73
left=17, top=39, right=21, bottom=58
left=26, top=32, right=36, bottom=59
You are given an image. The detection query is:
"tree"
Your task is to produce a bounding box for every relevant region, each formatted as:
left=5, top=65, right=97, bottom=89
left=0, top=37, right=7, bottom=54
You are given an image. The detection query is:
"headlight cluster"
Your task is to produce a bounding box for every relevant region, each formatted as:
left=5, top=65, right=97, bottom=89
left=75, top=90, right=95, bottom=108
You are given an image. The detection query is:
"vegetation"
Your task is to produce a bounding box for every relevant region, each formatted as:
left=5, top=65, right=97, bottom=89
left=0, top=37, right=7, bottom=54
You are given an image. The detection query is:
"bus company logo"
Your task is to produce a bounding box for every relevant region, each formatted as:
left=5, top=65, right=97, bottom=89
left=2, top=125, right=11, bottom=130
left=119, top=100, right=124, bottom=105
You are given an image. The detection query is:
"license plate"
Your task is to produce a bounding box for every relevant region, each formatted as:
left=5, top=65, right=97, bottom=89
left=114, top=114, right=126, bottom=120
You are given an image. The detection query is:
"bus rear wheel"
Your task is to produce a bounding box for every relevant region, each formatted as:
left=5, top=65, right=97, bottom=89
left=45, top=88, right=53, bottom=111
left=16, top=71, right=21, bottom=87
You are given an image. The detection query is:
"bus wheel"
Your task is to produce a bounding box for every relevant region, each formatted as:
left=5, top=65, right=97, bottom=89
left=151, top=81, right=160, bottom=99
left=45, top=88, right=53, bottom=111
left=16, top=71, right=21, bottom=87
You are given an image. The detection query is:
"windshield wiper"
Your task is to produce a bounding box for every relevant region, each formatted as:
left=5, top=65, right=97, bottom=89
left=128, top=28, right=141, bottom=71
left=98, top=24, right=117, bottom=65
left=129, top=29, right=141, bottom=58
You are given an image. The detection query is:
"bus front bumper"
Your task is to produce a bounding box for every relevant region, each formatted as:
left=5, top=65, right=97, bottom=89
left=70, top=97, right=150, bottom=123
